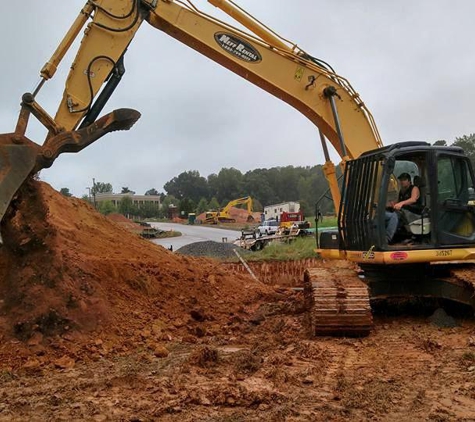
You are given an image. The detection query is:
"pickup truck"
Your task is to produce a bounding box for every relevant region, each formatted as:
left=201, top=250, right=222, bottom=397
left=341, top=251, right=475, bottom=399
left=257, top=220, right=279, bottom=236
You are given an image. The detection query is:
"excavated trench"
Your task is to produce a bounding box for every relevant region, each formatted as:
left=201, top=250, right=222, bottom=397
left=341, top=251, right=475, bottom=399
left=225, top=258, right=475, bottom=320
left=224, top=258, right=320, bottom=286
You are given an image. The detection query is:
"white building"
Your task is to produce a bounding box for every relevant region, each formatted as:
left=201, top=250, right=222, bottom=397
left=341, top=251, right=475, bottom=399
left=94, top=192, right=161, bottom=209
left=263, top=201, right=300, bottom=221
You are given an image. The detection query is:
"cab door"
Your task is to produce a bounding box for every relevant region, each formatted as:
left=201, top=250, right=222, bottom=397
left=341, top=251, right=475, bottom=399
left=435, top=155, right=475, bottom=245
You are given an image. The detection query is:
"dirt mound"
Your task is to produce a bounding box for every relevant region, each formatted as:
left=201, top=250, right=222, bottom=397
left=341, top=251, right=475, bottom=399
left=106, top=213, right=130, bottom=223
left=0, top=182, right=474, bottom=420
left=106, top=213, right=142, bottom=234
left=228, top=207, right=260, bottom=223
left=0, top=180, right=269, bottom=368
left=177, top=240, right=247, bottom=259
left=196, top=207, right=260, bottom=223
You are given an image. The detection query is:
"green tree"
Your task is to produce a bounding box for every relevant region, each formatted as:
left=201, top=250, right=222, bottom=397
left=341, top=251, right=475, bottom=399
left=138, top=202, right=160, bottom=219
left=298, top=199, right=310, bottom=218
left=179, top=197, right=195, bottom=217
left=243, top=169, right=276, bottom=205
left=453, top=133, right=475, bottom=169
left=433, top=140, right=447, bottom=146
left=121, top=187, right=135, bottom=194
left=212, top=168, right=243, bottom=203
left=163, top=164, right=334, bottom=214
left=160, top=195, right=178, bottom=218
left=196, top=197, right=209, bottom=215
left=207, top=173, right=218, bottom=199
left=252, top=198, right=263, bottom=213
left=145, top=188, right=159, bottom=196
left=59, top=187, right=72, bottom=197
left=98, top=200, right=116, bottom=215
left=118, top=196, right=136, bottom=217
left=164, top=170, right=209, bottom=202
left=92, top=182, right=112, bottom=195
left=208, top=197, right=220, bottom=211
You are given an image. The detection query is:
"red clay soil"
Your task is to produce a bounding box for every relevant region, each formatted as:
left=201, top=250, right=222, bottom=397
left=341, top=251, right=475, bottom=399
left=0, top=181, right=474, bottom=421
left=0, top=180, right=269, bottom=368
left=106, top=213, right=130, bottom=224
left=196, top=207, right=260, bottom=223
left=106, top=213, right=143, bottom=234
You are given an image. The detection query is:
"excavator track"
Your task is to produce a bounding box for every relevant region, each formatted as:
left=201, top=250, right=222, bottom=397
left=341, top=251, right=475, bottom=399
left=304, top=267, right=373, bottom=337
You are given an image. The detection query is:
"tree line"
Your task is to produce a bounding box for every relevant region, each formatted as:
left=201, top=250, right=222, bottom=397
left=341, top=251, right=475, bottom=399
left=161, top=165, right=334, bottom=217
left=71, top=165, right=335, bottom=219
left=60, top=134, right=475, bottom=219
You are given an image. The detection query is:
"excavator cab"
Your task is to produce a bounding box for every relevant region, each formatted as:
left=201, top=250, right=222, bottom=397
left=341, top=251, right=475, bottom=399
left=334, top=141, right=475, bottom=255
left=309, top=142, right=475, bottom=337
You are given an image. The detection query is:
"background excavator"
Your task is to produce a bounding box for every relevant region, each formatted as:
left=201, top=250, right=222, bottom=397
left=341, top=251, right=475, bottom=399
left=204, top=196, right=254, bottom=224
left=0, top=0, right=474, bottom=336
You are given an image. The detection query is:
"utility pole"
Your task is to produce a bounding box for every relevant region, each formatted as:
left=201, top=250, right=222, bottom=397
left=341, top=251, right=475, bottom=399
left=92, top=178, right=97, bottom=209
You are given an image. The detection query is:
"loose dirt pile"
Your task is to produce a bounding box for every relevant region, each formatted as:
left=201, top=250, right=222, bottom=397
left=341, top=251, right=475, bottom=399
left=196, top=207, right=261, bottom=224
left=0, top=180, right=269, bottom=368
left=106, top=213, right=143, bottom=235
left=0, top=180, right=474, bottom=421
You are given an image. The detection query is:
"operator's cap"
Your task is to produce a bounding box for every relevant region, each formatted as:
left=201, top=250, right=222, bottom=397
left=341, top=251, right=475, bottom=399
left=397, top=172, right=411, bottom=181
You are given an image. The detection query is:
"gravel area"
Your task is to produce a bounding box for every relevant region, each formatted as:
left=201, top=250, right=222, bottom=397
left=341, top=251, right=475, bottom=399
left=176, top=240, right=248, bottom=259
left=428, top=308, right=458, bottom=328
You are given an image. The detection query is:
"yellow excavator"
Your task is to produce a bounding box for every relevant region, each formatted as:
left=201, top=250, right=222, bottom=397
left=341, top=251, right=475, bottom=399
left=204, top=196, right=253, bottom=224
left=1, top=0, right=474, bottom=336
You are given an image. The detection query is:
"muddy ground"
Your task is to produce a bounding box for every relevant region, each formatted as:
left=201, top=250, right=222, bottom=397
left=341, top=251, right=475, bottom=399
left=0, top=181, right=474, bottom=421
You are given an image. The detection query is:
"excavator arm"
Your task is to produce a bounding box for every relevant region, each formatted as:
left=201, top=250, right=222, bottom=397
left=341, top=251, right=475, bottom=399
left=50, top=0, right=382, bottom=154
left=220, top=196, right=253, bottom=215
left=0, top=0, right=383, bottom=238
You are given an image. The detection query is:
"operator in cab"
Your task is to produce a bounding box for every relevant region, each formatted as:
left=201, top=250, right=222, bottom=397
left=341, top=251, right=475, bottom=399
left=385, top=172, right=422, bottom=243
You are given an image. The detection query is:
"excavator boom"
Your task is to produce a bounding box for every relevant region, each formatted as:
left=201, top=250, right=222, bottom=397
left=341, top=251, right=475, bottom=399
left=0, top=0, right=383, bottom=237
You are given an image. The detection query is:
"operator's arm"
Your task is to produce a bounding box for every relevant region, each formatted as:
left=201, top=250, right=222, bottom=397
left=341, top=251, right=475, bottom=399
left=393, top=187, right=420, bottom=211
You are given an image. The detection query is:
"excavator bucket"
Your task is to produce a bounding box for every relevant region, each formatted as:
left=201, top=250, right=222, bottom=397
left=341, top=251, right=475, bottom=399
left=0, top=133, right=40, bottom=241
left=0, top=108, right=141, bottom=244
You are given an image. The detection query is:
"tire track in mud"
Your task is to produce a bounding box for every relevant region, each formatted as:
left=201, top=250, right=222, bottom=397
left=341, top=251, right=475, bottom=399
left=317, top=342, right=359, bottom=401
left=287, top=322, right=473, bottom=420
left=421, top=351, right=475, bottom=421
left=373, top=330, right=475, bottom=420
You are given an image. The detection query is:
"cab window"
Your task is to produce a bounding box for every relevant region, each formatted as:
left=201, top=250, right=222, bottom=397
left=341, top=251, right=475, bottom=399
left=437, top=156, right=471, bottom=204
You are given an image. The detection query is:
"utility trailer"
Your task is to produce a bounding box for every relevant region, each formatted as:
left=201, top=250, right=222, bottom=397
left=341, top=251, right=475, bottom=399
left=234, top=227, right=310, bottom=251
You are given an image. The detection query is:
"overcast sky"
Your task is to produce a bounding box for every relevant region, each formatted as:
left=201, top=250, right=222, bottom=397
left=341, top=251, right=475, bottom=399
left=1, top=1, right=474, bottom=197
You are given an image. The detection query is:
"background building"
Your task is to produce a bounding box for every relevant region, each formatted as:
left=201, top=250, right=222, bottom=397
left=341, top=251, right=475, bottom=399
left=95, top=193, right=161, bottom=209
left=263, top=201, right=300, bottom=221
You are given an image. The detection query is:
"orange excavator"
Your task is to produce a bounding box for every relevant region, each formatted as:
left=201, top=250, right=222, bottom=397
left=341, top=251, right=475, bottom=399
left=1, top=0, right=474, bottom=336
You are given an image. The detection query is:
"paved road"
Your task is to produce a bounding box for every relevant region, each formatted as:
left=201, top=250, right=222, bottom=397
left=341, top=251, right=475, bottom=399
left=149, top=222, right=241, bottom=251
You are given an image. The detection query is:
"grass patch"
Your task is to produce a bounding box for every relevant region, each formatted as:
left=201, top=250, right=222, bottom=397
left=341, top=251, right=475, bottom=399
left=307, top=215, right=338, bottom=228
left=156, top=230, right=181, bottom=239
left=244, top=236, right=317, bottom=262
